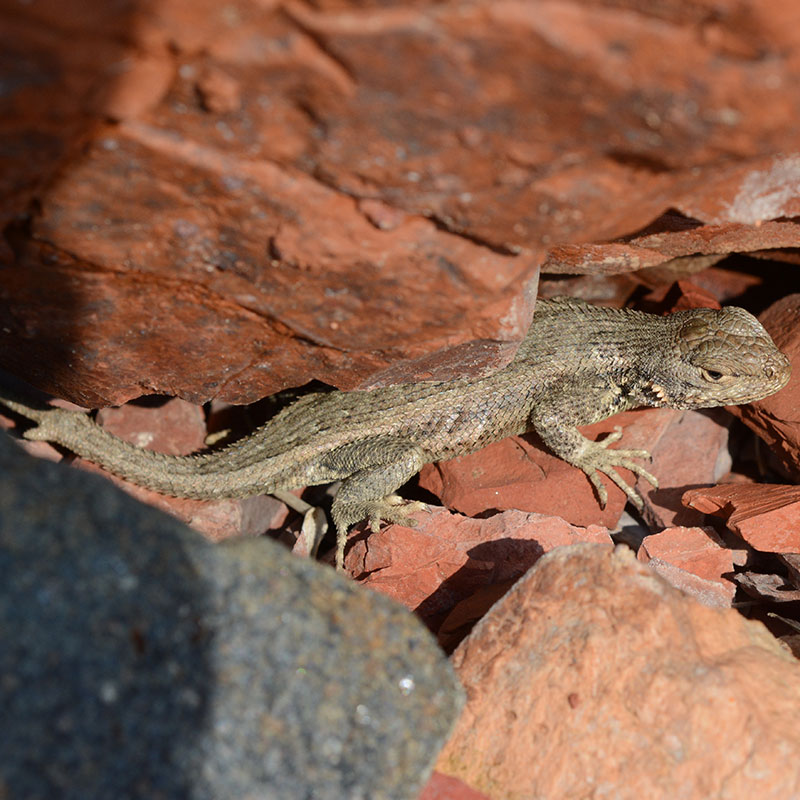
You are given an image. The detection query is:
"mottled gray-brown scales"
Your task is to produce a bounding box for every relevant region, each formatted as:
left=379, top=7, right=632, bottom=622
left=0, top=298, right=791, bottom=568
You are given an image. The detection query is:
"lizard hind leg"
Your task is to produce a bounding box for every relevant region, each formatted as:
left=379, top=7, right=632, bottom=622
left=328, top=439, right=429, bottom=571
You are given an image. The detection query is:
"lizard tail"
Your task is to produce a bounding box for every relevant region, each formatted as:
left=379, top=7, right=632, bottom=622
left=0, top=395, right=52, bottom=425
left=0, top=393, right=293, bottom=500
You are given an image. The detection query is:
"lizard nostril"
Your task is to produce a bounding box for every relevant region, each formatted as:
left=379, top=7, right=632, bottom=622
left=765, top=366, right=774, bottom=378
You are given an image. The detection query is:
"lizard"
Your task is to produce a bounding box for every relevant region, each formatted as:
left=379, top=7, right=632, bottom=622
left=0, top=297, right=791, bottom=569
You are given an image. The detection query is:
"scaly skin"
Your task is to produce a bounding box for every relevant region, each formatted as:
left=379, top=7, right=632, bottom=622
left=0, top=298, right=791, bottom=569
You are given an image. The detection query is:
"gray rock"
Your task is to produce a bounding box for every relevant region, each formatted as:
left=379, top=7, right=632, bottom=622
left=0, top=433, right=462, bottom=799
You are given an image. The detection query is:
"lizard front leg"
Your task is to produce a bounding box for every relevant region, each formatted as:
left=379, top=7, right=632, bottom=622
left=324, top=437, right=429, bottom=570
left=530, top=379, right=658, bottom=510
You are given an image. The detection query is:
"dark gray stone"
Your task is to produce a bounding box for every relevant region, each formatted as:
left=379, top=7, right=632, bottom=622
left=0, top=434, right=462, bottom=800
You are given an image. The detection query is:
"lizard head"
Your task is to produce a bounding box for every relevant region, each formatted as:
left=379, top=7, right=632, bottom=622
left=644, top=306, right=791, bottom=409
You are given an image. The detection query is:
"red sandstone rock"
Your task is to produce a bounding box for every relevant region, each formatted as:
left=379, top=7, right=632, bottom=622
left=683, top=483, right=800, bottom=553
left=96, top=397, right=208, bottom=454
left=346, top=507, right=611, bottom=630
left=437, top=544, right=800, bottom=799
left=418, top=432, right=627, bottom=529
left=637, top=525, right=738, bottom=606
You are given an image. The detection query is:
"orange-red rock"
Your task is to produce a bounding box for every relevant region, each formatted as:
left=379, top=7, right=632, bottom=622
left=683, top=483, right=800, bottom=553
left=96, top=397, right=208, bottom=455
left=437, top=544, right=800, bottom=799
left=634, top=409, right=732, bottom=529
left=418, top=432, right=627, bottom=530
left=639, top=559, right=735, bottom=608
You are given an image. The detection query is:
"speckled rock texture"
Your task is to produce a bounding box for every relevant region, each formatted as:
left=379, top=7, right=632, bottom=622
left=437, top=544, right=800, bottom=800
left=0, top=433, right=462, bottom=800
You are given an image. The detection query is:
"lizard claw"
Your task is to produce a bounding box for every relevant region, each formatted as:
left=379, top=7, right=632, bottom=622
left=367, top=495, right=428, bottom=532
left=578, top=436, right=658, bottom=511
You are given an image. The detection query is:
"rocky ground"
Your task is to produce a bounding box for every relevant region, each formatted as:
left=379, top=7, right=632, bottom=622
left=2, top=1, right=800, bottom=797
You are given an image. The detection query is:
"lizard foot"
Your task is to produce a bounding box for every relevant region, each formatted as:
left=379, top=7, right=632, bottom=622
left=366, top=494, right=429, bottom=533
left=332, top=495, right=428, bottom=571
left=579, top=427, right=658, bottom=510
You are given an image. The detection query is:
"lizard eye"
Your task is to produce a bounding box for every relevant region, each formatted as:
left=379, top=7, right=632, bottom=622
left=701, top=368, right=724, bottom=382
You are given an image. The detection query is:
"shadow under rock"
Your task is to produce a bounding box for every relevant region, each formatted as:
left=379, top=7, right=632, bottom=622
left=0, top=0, right=143, bottom=404
left=414, top=535, right=547, bottom=644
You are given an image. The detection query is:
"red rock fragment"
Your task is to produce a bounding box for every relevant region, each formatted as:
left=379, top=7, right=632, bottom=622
left=641, top=559, right=734, bottom=608
left=417, top=771, right=491, bottom=800
left=637, top=278, right=722, bottom=313
left=636, top=525, right=731, bottom=577
left=683, top=484, right=800, bottom=553
left=346, top=507, right=611, bottom=630
left=638, top=526, right=735, bottom=586
left=780, top=553, right=800, bottom=588
left=437, top=544, right=800, bottom=799
left=102, top=49, right=175, bottom=120
left=436, top=581, right=516, bottom=652
left=96, top=397, right=208, bottom=455
left=419, top=433, right=626, bottom=529
left=734, top=572, right=800, bottom=603
left=195, top=66, right=242, bottom=114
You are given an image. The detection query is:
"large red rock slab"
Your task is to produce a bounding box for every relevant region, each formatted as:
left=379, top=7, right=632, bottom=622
left=437, top=544, right=800, bottom=800
left=683, top=483, right=800, bottom=553
left=346, top=507, right=611, bottom=631
left=298, top=4, right=800, bottom=250
left=0, top=6, right=138, bottom=235
left=4, top=1, right=800, bottom=406
left=733, top=294, right=800, bottom=477
left=1, top=127, right=533, bottom=406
